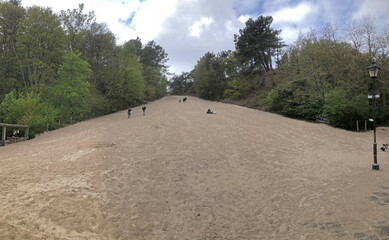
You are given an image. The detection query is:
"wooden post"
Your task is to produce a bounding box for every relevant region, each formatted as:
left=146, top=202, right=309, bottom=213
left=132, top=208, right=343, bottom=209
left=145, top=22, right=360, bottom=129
left=365, top=120, right=367, bottom=131
left=357, top=120, right=359, bottom=132
left=0, top=123, right=29, bottom=145
left=70, top=116, right=72, bottom=124
left=25, top=127, right=29, bottom=139
left=1, top=126, right=6, bottom=146
left=46, top=123, right=49, bottom=132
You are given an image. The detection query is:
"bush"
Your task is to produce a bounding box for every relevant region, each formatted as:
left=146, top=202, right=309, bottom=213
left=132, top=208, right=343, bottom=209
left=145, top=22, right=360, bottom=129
left=323, top=89, right=369, bottom=130
left=0, top=91, right=59, bottom=138
left=263, top=79, right=324, bottom=120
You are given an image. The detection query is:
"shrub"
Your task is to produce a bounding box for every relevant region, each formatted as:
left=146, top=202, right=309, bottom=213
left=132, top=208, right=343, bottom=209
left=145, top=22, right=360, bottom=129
left=0, top=91, right=59, bottom=138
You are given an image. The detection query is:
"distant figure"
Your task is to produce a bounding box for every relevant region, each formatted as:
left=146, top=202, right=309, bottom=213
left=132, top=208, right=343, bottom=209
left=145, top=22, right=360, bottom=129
left=381, top=143, right=388, bottom=151
left=128, top=108, right=132, bottom=118
left=179, top=100, right=181, bottom=103
left=183, top=97, right=187, bottom=103
left=142, top=106, right=146, bottom=116
left=206, top=108, right=216, bottom=114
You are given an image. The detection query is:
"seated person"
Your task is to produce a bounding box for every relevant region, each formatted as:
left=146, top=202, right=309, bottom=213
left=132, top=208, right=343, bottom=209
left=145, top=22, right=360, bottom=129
left=207, top=109, right=212, bottom=114
left=381, top=143, right=388, bottom=151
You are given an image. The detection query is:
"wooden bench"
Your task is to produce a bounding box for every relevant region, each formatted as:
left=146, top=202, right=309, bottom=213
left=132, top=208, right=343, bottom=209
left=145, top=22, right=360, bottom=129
left=0, top=123, right=29, bottom=146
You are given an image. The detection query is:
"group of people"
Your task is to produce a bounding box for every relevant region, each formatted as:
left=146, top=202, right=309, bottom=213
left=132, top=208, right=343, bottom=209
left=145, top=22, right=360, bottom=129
left=127, top=106, right=147, bottom=118
left=206, top=108, right=216, bottom=114
left=179, top=97, right=188, bottom=103
left=128, top=97, right=218, bottom=118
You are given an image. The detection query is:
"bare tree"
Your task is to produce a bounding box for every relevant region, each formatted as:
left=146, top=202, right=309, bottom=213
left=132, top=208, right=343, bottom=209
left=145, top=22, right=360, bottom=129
left=345, top=20, right=365, bottom=52
left=375, top=27, right=389, bottom=61
left=344, top=15, right=378, bottom=59
left=321, top=20, right=340, bottom=43
left=361, top=15, right=377, bottom=58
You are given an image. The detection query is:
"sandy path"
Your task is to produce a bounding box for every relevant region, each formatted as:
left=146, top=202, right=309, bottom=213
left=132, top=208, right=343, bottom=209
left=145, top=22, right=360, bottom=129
left=1, top=95, right=389, bottom=239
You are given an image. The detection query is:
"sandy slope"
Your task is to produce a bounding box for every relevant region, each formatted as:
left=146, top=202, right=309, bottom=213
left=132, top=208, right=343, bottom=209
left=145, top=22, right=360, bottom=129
left=1, top=95, right=389, bottom=240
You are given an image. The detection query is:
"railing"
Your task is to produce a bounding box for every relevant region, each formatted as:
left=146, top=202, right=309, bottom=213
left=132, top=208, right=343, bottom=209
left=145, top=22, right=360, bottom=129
left=315, top=116, right=329, bottom=124
left=0, top=123, right=29, bottom=146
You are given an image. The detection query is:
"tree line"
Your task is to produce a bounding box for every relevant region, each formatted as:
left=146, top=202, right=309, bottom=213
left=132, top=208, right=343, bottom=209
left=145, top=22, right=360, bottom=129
left=169, top=15, right=389, bottom=130
left=0, top=1, right=168, bottom=137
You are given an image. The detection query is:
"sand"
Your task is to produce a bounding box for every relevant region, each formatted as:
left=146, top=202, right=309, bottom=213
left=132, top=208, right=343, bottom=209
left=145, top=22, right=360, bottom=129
left=1, top=95, right=389, bottom=240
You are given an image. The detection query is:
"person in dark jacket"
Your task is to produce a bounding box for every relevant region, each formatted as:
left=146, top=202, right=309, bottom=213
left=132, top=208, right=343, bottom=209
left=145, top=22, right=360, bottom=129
left=128, top=108, right=132, bottom=118
left=142, top=106, right=146, bottom=116
left=381, top=143, right=388, bottom=151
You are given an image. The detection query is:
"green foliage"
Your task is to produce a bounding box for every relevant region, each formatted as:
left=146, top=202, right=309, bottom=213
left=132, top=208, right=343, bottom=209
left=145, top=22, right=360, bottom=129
left=0, top=91, right=59, bottom=137
left=138, top=40, right=169, bottom=100
left=264, top=79, right=324, bottom=120
left=16, top=6, right=65, bottom=89
left=60, top=3, right=96, bottom=52
left=84, top=87, right=110, bottom=119
left=0, top=2, right=25, bottom=99
left=224, top=79, right=242, bottom=100
left=140, top=40, right=169, bottom=73
left=121, top=59, right=145, bottom=101
left=253, top=29, right=387, bottom=130
left=249, top=92, right=268, bottom=108
left=221, top=51, right=252, bottom=99
left=323, top=89, right=370, bottom=129
left=0, top=3, right=170, bottom=138
left=82, top=22, right=116, bottom=89
left=51, top=51, right=92, bottom=121
left=119, top=48, right=145, bottom=103
left=143, top=66, right=166, bottom=99
left=168, top=72, right=193, bottom=95
left=193, top=52, right=227, bottom=100
left=234, top=15, right=285, bottom=72
left=105, top=42, right=146, bottom=110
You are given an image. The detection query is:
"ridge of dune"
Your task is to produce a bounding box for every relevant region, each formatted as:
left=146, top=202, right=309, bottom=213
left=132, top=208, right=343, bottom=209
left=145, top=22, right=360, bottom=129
left=1, top=95, right=389, bottom=239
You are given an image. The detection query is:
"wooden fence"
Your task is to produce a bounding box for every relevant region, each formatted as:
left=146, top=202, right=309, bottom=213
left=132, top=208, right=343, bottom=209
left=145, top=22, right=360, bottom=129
left=0, top=123, right=29, bottom=146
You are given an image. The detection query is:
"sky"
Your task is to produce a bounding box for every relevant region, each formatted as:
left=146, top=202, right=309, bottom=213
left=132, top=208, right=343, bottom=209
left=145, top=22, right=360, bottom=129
left=20, top=0, right=389, bottom=75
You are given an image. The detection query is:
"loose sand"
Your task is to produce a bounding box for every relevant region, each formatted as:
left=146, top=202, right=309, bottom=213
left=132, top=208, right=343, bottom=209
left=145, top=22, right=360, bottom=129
left=1, top=96, right=389, bottom=240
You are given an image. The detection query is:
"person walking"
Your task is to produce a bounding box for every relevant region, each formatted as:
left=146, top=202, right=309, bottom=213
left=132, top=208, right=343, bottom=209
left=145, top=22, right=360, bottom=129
left=142, top=106, right=146, bottom=116
left=128, top=108, right=132, bottom=118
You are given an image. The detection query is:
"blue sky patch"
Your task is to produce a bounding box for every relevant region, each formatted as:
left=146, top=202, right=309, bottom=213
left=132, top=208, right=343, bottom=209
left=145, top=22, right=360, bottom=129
left=120, top=11, right=136, bottom=26
left=233, top=0, right=263, bottom=17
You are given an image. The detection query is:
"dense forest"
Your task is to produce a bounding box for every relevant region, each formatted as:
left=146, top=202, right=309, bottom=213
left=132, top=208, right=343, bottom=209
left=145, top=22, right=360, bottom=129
left=170, top=15, right=389, bottom=130
left=0, top=1, right=168, bottom=137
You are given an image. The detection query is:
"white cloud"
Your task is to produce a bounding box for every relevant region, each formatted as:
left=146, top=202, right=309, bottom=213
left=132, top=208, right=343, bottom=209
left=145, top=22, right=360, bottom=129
left=21, top=0, right=177, bottom=44
left=280, top=26, right=310, bottom=44
left=153, top=0, right=245, bottom=73
left=271, top=2, right=315, bottom=24
left=352, top=0, right=389, bottom=19
left=127, top=0, right=178, bottom=42
left=351, top=0, right=389, bottom=29
left=190, top=17, right=214, bottom=37
left=238, top=15, right=251, bottom=24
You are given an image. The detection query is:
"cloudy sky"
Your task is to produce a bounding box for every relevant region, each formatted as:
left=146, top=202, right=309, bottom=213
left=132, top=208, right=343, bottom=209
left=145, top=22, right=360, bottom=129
left=21, top=0, right=389, bottom=75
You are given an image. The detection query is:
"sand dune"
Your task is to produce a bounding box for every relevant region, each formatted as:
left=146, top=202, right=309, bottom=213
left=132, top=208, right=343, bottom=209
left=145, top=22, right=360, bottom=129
left=1, top=95, right=389, bottom=239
